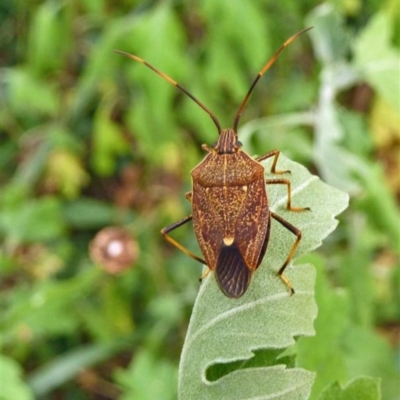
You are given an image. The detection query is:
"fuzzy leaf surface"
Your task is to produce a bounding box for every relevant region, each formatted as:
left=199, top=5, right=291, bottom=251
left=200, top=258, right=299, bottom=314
left=179, top=154, right=349, bottom=400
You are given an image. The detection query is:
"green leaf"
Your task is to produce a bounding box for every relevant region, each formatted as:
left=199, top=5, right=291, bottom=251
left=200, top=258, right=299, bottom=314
left=6, top=69, right=59, bottom=119
left=62, top=198, right=116, bottom=229
left=0, top=355, right=34, bottom=400
left=91, top=98, right=130, bottom=176
left=121, top=4, right=187, bottom=165
left=2, top=268, right=99, bottom=345
left=306, top=5, right=362, bottom=195
left=317, top=376, right=381, bottom=400
left=201, top=0, right=270, bottom=72
left=296, top=255, right=350, bottom=399
left=200, top=0, right=270, bottom=102
left=354, top=11, right=400, bottom=110
left=341, top=325, right=399, bottom=400
left=0, top=196, right=64, bottom=243
left=27, top=1, right=70, bottom=75
left=178, top=154, right=349, bottom=399
left=28, top=340, right=128, bottom=398
left=296, top=254, right=395, bottom=400
left=307, top=4, right=350, bottom=64
left=115, top=349, right=178, bottom=400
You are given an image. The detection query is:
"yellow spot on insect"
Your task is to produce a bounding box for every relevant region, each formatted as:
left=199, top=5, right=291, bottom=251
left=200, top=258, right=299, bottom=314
left=242, top=185, right=248, bottom=192
left=223, top=237, right=234, bottom=246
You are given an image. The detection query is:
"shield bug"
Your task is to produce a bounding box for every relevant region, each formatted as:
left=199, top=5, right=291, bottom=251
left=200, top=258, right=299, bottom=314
left=116, top=27, right=312, bottom=298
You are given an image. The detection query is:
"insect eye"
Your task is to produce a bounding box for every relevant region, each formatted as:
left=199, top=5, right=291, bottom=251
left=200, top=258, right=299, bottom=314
left=235, top=141, right=243, bottom=147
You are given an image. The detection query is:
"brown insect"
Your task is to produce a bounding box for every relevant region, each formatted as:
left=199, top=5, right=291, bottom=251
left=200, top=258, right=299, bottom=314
left=116, top=28, right=311, bottom=298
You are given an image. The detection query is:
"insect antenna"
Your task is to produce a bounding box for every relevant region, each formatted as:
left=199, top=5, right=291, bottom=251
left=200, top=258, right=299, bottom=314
left=114, top=51, right=222, bottom=134
left=233, top=27, right=312, bottom=132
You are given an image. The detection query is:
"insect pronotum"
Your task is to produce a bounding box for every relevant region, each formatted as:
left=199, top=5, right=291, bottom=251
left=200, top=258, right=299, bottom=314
left=116, top=27, right=312, bottom=298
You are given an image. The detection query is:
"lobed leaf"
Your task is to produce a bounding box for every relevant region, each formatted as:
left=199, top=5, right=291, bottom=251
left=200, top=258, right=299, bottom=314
left=178, top=154, right=349, bottom=399
left=317, top=377, right=381, bottom=400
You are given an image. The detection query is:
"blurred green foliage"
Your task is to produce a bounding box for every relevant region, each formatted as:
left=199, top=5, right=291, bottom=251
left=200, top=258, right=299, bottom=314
left=0, top=0, right=399, bottom=399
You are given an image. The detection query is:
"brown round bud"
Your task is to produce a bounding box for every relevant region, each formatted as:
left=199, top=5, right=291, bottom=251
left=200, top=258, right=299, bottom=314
left=89, top=227, right=139, bottom=274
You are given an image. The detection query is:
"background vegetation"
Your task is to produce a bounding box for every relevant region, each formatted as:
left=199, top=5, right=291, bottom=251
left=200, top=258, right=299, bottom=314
left=0, top=0, right=399, bottom=399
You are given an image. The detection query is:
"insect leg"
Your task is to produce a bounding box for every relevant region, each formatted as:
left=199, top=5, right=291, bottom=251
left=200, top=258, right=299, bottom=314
left=161, top=215, right=206, bottom=264
left=256, top=150, right=290, bottom=174
left=271, top=212, right=302, bottom=295
left=200, top=267, right=211, bottom=282
left=266, top=178, right=310, bottom=212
